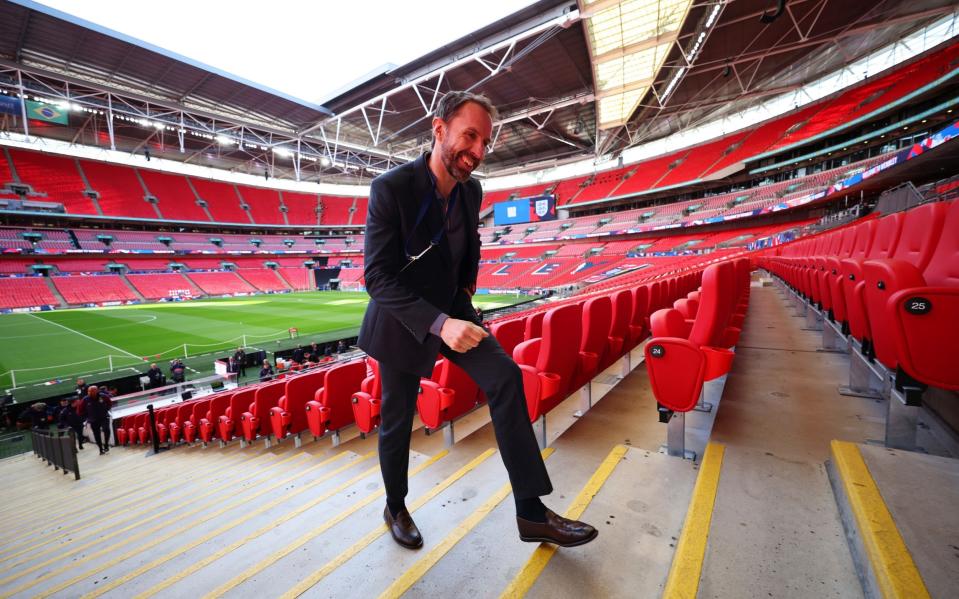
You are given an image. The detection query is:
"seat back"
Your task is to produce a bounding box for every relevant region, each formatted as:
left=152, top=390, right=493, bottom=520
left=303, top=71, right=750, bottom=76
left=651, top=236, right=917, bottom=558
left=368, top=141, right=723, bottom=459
left=525, top=311, right=545, bottom=340
left=284, top=369, right=327, bottom=434
left=363, top=358, right=382, bottom=398
left=190, top=399, right=211, bottom=425
left=688, top=261, right=735, bottom=348
left=174, top=403, right=193, bottom=427
left=919, top=200, right=959, bottom=287
left=227, top=387, right=256, bottom=435
left=865, top=212, right=904, bottom=260
left=490, top=318, right=526, bottom=357
left=253, top=379, right=286, bottom=434
left=320, top=360, right=367, bottom=431
left=837, top=226, right=857, bottom=257
left=536, top=303, right=583, bottom=395
left=609, top=289, right=633, bottom=341
left=849, top=220, right=877, bottom=259
left=580, top=295, right=612, bottom=357
left=207, top=392, right=232, bottom=423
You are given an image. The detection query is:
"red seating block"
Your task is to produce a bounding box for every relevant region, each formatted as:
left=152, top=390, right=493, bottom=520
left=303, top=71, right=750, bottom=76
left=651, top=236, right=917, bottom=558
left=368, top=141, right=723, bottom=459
left=220, top=387, right=256, bottom=443
left=513, top=303, right=583, bottom=422
left=241, top=380, right=285, bottom=443
left=201, top=393, right=233, bottom=443
left=307, top=360, right=367, bottom=438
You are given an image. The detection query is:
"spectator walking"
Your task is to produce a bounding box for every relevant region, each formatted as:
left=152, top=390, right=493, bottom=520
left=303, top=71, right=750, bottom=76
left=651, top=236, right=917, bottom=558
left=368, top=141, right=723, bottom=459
left=259, top=360, right=274, bottom=382
left=55, top=397, right=84, bottom=450
left=84, top=385, right=113, bottom=454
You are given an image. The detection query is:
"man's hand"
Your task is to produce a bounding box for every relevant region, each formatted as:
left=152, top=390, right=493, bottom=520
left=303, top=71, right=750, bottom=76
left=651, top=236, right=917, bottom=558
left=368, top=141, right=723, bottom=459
left=440, top=318, right=488, bottom=353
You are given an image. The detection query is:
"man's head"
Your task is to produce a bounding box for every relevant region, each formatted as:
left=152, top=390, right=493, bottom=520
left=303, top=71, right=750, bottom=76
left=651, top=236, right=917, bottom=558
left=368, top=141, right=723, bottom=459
left=431, top=91, right=497, bottom=183
left=151, top=363, right=157, bottom=369
left=86, top=385, right=98, bottom=397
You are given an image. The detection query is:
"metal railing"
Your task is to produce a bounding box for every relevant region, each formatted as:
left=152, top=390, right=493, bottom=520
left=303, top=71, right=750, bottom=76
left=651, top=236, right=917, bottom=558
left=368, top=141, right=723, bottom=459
left=30, top=427, right=80, bottom=480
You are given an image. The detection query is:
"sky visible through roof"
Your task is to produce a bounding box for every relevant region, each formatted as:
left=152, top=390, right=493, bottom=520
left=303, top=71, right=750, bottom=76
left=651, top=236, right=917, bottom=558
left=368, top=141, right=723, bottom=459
left=34, top=0, right=539, bottom=106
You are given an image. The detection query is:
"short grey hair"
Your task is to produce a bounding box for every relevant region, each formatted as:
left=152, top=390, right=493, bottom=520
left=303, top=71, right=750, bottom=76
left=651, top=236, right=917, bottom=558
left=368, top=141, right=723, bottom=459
left=434, top=91, right=499, bottom=123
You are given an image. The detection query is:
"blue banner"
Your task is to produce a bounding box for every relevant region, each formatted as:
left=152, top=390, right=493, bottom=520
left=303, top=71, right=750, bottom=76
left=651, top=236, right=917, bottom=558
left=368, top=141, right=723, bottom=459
left=0, top=95, right=21, bottom=116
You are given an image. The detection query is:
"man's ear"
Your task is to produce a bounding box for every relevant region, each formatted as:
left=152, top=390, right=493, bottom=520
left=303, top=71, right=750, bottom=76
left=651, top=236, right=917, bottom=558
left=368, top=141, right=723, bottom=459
left=431, top=117, right=446, bottom=144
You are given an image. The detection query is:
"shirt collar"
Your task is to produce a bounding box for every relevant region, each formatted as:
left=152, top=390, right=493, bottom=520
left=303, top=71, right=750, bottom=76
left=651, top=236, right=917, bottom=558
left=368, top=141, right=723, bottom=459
left=425, top=152, right=461, bottom=202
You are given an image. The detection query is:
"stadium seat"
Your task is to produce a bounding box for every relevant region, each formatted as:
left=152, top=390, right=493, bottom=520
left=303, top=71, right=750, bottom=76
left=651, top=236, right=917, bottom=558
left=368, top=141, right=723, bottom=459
left=241, top=379, right=286, bottom=444
left=602, top=289, right=633, bottom=370
left=307, top=360, right=366, bottom=439
left=183, top=399, right=210, bottom=444
left=489, top=317, right=526, bottom=358
left=513, top=303, right=583, bottom=423
left=155, top=407, right=174, bottom=443
left=201, top=392, right=233, bottom=444
left=840, top=213, right=903, bottom=345
left=827, top=220, right=876, bottom=327
left=644, top=262, right=738, bottom=413
left=351, top=358, right=382, bottom=435
left=417, top=357, right=480, bottom=430
left=136, top=412, right=152, bottom=445
left=272, top=368, right=327, bottom=443
left=168, top=403, right=194, bottom=445
left=220, top=387, right=256, bottom=443
left=572, top=295, right=612, bottom=390
left=525, top=311, right=545, bottom=340
left=627, top=285, right=649, bottom=349
left=863, top=200, right=959, bottom=388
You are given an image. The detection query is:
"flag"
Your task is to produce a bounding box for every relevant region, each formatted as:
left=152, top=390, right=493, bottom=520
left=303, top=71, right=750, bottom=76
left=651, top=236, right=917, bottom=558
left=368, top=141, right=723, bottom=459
left=0, top=95, right=21, bottom=116
left=25, top=100, right=68, bottom=125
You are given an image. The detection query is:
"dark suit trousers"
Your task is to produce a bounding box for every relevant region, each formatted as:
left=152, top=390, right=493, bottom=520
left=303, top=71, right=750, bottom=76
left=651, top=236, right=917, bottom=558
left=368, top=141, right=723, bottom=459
left=378, top=332, right=553, bottom=504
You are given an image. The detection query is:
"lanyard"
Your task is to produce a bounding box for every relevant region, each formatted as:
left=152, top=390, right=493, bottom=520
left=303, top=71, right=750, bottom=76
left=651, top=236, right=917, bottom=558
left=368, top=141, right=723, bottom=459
left=402, top=168, right=458, bottom=269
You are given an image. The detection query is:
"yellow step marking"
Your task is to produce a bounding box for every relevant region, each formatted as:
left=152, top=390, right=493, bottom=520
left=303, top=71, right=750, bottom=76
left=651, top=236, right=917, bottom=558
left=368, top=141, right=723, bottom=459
left=830, top=440, right=931, bottom=599
left=79, top=453, right=380, bottom=599
left=142, top=450, right=449, bottom=599
left=2, top=451, right=357, bottom=598
left=278, top=448, right=499, bottom=599
left=662, top=442, right=725, bottom=599
left=379, top=448, right=555, bottom=599
left=0, top=449, right=291, bottom=567
left=0, top=450, right=307, bottom=579
left=499, top=444, right=628, bottom=599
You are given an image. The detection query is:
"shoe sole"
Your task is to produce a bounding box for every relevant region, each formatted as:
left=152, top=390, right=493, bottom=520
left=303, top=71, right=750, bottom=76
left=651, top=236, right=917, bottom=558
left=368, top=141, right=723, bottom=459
left=519, top=528, right=598, bottom=548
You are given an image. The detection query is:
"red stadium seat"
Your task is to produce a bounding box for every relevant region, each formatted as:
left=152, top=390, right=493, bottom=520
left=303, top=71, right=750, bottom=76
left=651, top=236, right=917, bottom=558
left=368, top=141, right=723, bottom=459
left=839, top=213, right=903, bottom=343
left=572, top=295, right=612, bottom=391
left=308, top=360, right=366, bottom=439
left=167, top=403, right=194, bottom=445
left=489, top=317, right=526, bottom=358
left=272, top=368, right=327, bottom=443
left=627, top=285, right=649, bottom=349
left=220, top=387, right=256, bottom=443
left=241, top=380, right=285, bottom=444
left=417, top=358, right=480, bottom=430
left=183, top=399, right=210, bottom=444
left=201, top=393, right=233, bottom=444
left=513, top=303, right=583, bottom=422
left=351, top=358, right=382, bottom=435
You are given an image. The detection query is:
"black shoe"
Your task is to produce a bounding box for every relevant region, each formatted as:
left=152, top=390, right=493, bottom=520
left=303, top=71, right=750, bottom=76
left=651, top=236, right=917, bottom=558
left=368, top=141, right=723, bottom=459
left=383, top=506, right=423, bottom=549
left=517, top=509, right=598, bottom=547
left=99, top=448, right=105, bottom=455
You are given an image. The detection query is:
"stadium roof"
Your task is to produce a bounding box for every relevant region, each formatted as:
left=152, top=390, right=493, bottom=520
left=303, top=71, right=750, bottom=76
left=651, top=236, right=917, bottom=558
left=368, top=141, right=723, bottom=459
left=0, top=0, right=957, bottom=184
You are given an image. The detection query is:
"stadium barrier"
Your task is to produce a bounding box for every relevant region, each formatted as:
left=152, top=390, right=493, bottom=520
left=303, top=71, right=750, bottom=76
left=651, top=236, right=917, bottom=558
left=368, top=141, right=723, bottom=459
left=30, top=427, right=80, bottom=480
left=1, top=354, right=145, bottom=389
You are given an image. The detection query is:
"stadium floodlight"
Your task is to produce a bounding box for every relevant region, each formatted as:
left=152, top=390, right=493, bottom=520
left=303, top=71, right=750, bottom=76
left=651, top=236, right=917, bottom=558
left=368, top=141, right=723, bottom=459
left=216, top=135, right=235, bottom=146
left=320, top=156, right=332, bottom=167
left=273, top=147, right=292, bottom=158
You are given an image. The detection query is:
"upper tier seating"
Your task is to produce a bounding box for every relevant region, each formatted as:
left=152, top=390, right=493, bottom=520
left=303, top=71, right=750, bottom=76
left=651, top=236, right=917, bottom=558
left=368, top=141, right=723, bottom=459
left=190, top=178, right=250, bottom=224
left=138, top=168, right=210, bottom=222
left=7, top=149, right=98, bottom=214
left=79, top=160, right=157, bottom=219
left=237, top=185, right=285, bottom=225
left=52, top=275, right=137, bottom=304
left=283, top=191, right=319, bottom=226
left=0, top=277, right=58, bottom=308
left=320, top=196, right=355, bottom=225
left=350, top=198, right=369, bottom=225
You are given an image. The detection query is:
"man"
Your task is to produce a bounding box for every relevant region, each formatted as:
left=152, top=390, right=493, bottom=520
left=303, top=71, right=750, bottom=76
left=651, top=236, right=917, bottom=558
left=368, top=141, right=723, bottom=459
left=146, top=363, right=165, bottom=389
left=55, top=396, right=84, bottom=450
left=258, top=360, right=274, bottom=382
left=83, top=385, right=112, bottom=454
left=358, top=91, right=596, bottom=550
left=233, top=347, right=247, bottom=377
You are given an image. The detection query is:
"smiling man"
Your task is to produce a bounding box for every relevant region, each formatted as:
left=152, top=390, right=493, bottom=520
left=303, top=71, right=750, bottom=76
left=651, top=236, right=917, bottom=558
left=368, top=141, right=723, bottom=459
left=358, top=91, right=597, bottom=550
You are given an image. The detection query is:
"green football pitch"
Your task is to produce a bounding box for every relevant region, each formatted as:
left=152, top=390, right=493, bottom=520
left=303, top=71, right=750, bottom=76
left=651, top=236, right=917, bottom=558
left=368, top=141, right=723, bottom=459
left=0, top=291, right=529, bottom=402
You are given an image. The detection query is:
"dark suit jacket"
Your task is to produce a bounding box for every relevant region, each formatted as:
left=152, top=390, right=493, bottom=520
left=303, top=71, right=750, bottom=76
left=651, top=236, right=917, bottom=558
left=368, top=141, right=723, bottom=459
left=358, top=152, right=482, bottom=377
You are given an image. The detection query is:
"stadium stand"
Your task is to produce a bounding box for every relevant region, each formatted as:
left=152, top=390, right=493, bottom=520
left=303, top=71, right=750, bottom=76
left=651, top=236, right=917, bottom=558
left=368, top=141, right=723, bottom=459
left=282, top=191, right=320, bottom=226
left=237, top=268, right=291, bottom=292
left=126, top=273, right=201, bottom=300
left=0, top=276, right=58, bottom=307
left=79, top=159, right=158, bottom=219
left=6, top=148, right=99, bottom=214
left=190, top=178, right=250, bottom=224
left=52, top=274, right=137, bottom=304
left=278, top=267, right=314, bottom=291
left=319, top=195, right=355, bottom=225
left=237, top=185, right=285, bottom=225
left=186, top=272, right=256, bottom=295
left=138, top=168, right=211, bottom=222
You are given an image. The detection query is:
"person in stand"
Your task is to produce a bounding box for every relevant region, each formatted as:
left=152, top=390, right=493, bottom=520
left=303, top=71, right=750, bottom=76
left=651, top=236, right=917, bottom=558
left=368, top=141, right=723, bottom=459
left=170, top=359, right=186, bottom=383
left=75, top=378, right=89, bottom=399
left=292, top=346, right=305, bottom=364
left=233, top=347, right=247, bottom=377
left=336, top=339, right=348, bottom=354
left=55, top=397, right=84, bottom=450
left=310, top=341, right=321, bottom=359
left=258, top=360, right=274, bottom=382
left=83, top=385, right=112, bottom=454
left=146, top=363, right=165, bottom=389
left=20, top=402, right=50, bottom=430
left=358, top=91, right=596, bottom=550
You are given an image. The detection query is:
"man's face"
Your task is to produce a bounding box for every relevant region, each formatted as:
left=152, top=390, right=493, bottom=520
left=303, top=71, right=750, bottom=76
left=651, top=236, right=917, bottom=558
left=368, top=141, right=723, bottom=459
left=434, top=101, right=493, bottom=183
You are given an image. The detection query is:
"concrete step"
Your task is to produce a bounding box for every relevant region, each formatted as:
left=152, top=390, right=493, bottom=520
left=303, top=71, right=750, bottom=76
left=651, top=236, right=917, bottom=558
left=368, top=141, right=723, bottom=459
left=118, top=273, right=147, bottom=301
left=43, top=276, right=69, bottom=308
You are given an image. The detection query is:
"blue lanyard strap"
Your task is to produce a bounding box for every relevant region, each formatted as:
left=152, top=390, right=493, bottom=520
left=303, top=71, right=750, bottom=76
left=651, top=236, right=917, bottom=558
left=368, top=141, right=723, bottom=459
left=404, top=173, right=457, bottom=261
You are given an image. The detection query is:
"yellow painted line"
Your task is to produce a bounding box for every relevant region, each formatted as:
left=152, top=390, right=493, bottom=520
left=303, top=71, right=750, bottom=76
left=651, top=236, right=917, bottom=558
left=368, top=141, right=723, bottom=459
left=379, top=448, right=555, bottom=599
left=83, top=455, right=383, bottom=599
left=499, top=444, right=628, bottom=599
left=0, top=450, right=308, bottom=579
left=662, top=442, right=725, bottom=599
left=830, top=440, right=931, bottom=599
left=193, top=449, right=453, bottom=599
left=2, top=446, right=249, bottom=540
left=0, top=449, right=282, bottom=566
left=2, top=451, right=358, bottom=598
left=278, top=448, right=500, bottom=599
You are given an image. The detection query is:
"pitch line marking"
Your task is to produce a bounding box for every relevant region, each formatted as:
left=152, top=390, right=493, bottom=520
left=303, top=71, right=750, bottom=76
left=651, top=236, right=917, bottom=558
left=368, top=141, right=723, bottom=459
left=26, top=312, right=142, bottom=360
